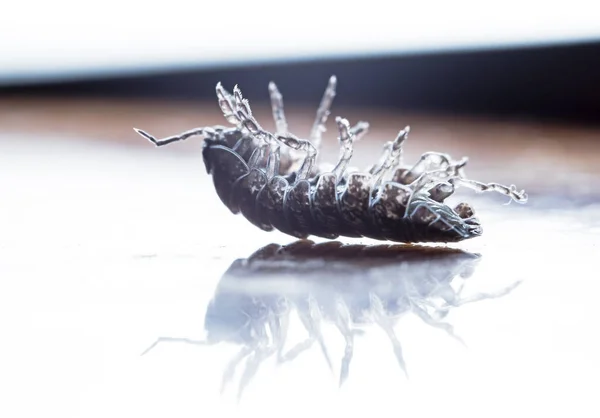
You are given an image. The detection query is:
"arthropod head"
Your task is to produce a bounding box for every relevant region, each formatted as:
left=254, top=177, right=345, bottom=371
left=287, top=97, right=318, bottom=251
left=404, top=181, right=483, bottom=242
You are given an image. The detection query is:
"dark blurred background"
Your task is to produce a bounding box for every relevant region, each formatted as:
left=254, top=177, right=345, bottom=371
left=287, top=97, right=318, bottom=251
left=2, top=41, right=600, bottom=126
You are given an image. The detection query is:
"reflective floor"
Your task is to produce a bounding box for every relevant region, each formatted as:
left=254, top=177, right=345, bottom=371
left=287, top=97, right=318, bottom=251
left=1, top=101, right=599, bottom=418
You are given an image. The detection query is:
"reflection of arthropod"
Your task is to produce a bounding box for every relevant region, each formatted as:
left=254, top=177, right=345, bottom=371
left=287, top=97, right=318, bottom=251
left=142, top=240, right=521, bottom=398
left=135, top=77, right=527, bottom=243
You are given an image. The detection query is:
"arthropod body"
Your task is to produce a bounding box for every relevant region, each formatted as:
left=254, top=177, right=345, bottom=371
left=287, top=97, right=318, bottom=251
left=135, top=77, right=527, bottom=243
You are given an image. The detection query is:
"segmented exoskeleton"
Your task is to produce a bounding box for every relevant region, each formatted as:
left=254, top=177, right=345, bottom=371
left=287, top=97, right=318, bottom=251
left=135, top=76, right=527, bottom=243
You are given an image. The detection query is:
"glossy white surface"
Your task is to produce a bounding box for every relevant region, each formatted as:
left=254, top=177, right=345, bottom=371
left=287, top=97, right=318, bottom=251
left=1, top=136, right=599, bottom=417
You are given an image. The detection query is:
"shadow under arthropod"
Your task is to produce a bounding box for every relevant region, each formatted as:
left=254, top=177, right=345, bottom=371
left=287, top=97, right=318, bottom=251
left=142, top=240, right=521, bottom=400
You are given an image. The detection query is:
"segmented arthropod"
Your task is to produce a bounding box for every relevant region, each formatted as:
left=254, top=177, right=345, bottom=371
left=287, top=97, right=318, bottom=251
left=135, top=76, right=527, bottom=243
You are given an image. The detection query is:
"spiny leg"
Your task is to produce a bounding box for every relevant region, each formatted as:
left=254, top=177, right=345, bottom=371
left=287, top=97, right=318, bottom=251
left=407, top=157, right=468, bottom=193
left=277, top=132, right=318, bottom=181
left=218, top=82, right=272, bottom=146
left=314, top=120, right=368, bottom=175
left=406, top=156, right=527, bottom=204
left=450, top=178, right=528, bottom=203
left=140, top=337, right=208, bottom=356
left=232, top=85, right=265, bottom=138
left=369, top=293, right=409, bottom=378
left=278, top=299, right=315, bottom=363
left=350, top=121, right=369, bottom=141
left=220, top=345, right=254, bottom=395
left=267, top=306, right=290, bottom=365
left=307, top=295, right=333, bottom=372
left=134, top=90, right=233, bottom=144
left=368, top=129, right=406, bottom=175
left=218, top=81, right=277, bottom=168
left=427, top=181, right=456, bottom=202
left=339, top=337, right=354, bottom=387
left=372, top=127, right=410, bottom=176
left=281, top=337, right=315, bottom=363
left=236, top=321, right=277, bottom=401
left=331, top=117, right=355, bottom=181
left=422, top=281, right=467, bottom=321
left=280, top=307, right=315, bottom=363
left=409, top=301, right=466, bottom=347
left=290, top=297, right=333, bottom=370
left=342, top=121, right=370, bottom=175
left=237, top=344, right=277, bottom=402
left=281, top=75, right=337, bottom=173
left=268, top=81, right=288, bottom=136
left=216, top=82, right=243, bottom=126
left=309, top=75, right=337, bottom=149
left=398, top=151, right=456, bottom=184
left=280, top=297, right=333, bottom=371
left=231, top=84, right=291, bottom=171
left=441, top=280, right=523, bottom=309
left=333, top=296, right=356, bottom=387
left=228, top=84, right=287, bottom=174
left=430, top=281, right=472, bottom=319
left=369, top=127, right=410, bottom=188
left=134, top=127, right=210, bottom=147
